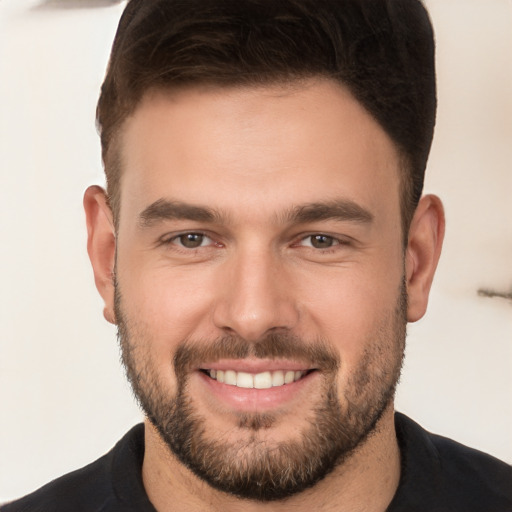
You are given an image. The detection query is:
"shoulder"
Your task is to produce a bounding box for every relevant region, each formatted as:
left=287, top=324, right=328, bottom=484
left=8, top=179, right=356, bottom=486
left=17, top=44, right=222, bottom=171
left=1, top=424, right=149, bottom=512
left=429, top=425, right=511, bottom=484
left=390, top=412, right=512, bottom=512
left=1, top=453, right=116, bottom=512
left=427, top=425, right=512, bottom=509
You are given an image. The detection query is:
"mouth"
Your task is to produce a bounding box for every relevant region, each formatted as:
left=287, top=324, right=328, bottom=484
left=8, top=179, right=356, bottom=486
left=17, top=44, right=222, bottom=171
left=194, top=359, right=320, bottom=412
left=200, top=368, right=314, bottom=389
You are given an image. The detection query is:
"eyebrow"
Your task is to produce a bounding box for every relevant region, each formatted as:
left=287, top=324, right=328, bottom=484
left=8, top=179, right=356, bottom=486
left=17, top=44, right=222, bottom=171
left=138, top=199, right=219, bottom=227
left=283, top=199, right=374, bottom=225
left=138, top=197, right=373, bottom=228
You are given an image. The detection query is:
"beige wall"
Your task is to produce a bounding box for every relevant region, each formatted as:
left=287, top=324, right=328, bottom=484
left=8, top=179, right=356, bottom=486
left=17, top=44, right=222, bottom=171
left=1, top=0, right=510, bottom=502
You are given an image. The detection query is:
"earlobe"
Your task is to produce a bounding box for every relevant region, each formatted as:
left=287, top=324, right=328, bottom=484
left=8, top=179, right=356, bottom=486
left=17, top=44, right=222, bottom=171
left=83, top=185, right=117, bottom=325
left=405, top=194, right=445, bottom=323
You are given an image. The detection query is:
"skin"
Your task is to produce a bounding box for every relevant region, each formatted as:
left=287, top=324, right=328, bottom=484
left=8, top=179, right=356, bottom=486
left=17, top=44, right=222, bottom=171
left=84, top=79, right=445, bottom=511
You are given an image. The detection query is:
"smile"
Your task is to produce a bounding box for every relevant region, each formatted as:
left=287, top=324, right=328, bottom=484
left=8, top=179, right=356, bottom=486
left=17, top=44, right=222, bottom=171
left=202, top=369, right=311, bottom=389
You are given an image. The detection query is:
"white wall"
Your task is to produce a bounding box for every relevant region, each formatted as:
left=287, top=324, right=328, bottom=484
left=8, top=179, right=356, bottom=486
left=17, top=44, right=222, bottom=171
left=0, top=0, right=510, bottom=503
left=396, top=0, right=512, bottom=461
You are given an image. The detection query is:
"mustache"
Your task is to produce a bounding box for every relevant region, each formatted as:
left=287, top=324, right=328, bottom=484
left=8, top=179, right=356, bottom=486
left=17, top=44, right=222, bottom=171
left=173, top=332, right=340, bottom=377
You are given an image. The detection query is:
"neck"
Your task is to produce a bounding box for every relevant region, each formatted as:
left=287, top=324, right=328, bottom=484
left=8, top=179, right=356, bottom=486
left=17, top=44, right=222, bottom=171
left=142, top=405, right=401, bottom=512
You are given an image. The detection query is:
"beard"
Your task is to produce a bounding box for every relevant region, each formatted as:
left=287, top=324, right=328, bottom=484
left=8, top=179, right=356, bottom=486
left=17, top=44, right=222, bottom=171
left=115, top=280, right=407, bottom=502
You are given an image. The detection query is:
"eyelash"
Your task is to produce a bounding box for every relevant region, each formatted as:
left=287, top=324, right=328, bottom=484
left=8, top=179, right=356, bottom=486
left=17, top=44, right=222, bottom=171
left=159, top=232, right=217, bottom=250
left=295, top=234, right=350, bottom=251
left=159, top=232, right=351, bottom=253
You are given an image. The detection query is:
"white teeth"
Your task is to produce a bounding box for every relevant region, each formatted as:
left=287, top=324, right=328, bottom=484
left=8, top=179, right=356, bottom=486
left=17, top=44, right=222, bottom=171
left=284, top=371, right=295, bottom=384
left=224, top=370, right=237, bottom=386
left=236, top=371, right=254, bottom=389
left=271, top=370, right=285, bottom=387
left=206, top=369, right=307, bottom=388
left=253, top=371, right=272, bottom=389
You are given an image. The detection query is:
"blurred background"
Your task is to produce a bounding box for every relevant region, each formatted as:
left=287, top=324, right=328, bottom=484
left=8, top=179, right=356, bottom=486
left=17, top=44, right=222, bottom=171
left=1, top=0, right=511, bottom=503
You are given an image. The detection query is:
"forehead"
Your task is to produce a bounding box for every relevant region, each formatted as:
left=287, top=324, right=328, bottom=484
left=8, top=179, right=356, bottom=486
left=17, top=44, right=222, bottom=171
left=117, top=79, right=402, bottom=225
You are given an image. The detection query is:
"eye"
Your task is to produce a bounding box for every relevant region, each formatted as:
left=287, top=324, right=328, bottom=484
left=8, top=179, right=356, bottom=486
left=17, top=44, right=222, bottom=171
left=301, top=234, right=340, bottom=249
left=172, top=233, right=212, bottom=249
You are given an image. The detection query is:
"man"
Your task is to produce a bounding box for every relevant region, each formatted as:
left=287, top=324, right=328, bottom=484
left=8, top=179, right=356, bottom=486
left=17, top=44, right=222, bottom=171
left=2, top=0, right=511, bottom=511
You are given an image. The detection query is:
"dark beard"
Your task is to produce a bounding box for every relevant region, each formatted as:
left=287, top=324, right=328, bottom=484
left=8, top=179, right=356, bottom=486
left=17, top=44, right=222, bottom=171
left=115, top=282, right=407, bottom=502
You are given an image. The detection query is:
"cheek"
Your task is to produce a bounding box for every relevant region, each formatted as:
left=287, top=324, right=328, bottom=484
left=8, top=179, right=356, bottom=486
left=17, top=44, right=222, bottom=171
left=299, top=263, right=403, bottom=362
left=117, top=259, right=219, bottom=348
left=116, top=268, right=217, bottom=395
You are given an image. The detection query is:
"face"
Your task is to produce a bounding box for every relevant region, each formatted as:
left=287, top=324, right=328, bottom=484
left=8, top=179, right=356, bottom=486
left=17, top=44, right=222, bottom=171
left=111, top=80, right=407, bottom=501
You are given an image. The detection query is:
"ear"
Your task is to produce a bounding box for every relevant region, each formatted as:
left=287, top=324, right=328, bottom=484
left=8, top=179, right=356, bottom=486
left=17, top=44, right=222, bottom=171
left=84, top=185, right=117, bottom=324
left=405, top=194, right=445, bottom=322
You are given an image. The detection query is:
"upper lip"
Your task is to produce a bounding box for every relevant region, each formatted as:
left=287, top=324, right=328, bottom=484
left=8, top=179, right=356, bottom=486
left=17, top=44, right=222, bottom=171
left=198, top=358, right=314, bottom=373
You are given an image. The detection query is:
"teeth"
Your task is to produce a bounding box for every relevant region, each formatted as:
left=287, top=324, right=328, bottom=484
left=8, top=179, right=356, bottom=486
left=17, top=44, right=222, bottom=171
left=284, top=371, right=295, bottom=384
left=272, top=371, right=285, bottom=387
left=224, top=370, right=237, bottom=386
left=207, top=369, right=307, bottom=388
left=236, top=371, right=254, bottom=389
left=253, top=371, right=272, bottom=389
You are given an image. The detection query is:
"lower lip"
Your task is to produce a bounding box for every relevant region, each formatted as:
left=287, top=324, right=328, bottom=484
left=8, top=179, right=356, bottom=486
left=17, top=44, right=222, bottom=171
left=197, top=370, right=318, bottom=412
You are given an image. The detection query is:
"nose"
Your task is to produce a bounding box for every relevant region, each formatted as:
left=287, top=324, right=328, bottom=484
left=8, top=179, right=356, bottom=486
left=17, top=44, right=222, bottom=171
left=212, top=248, right=300, bottom=341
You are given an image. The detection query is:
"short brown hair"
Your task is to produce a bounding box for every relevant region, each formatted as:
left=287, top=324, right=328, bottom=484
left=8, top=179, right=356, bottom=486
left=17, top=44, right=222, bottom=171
left=97, top=0, right=436, bottom=236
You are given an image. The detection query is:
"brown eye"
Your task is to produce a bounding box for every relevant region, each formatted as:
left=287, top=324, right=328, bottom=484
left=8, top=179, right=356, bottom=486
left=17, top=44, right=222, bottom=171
left=177, top=233, right=207, bottom=248
left=309, top=235, right=336, bottom=249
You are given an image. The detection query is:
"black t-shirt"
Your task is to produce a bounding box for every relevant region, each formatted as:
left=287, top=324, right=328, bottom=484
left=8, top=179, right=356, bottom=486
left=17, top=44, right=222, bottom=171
left=2, top=413, right=511, bottom=511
